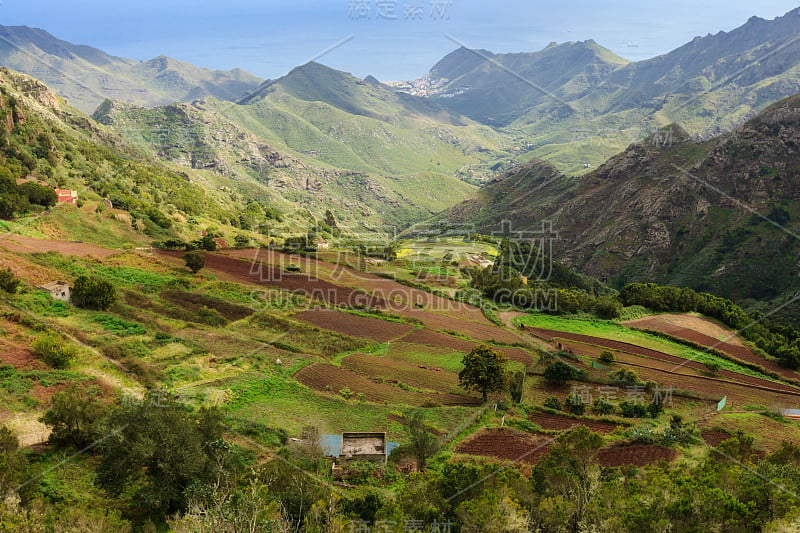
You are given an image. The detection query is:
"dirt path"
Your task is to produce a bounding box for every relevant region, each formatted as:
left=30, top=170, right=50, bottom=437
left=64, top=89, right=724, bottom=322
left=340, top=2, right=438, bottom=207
left=499, top=311, right=554, bottom=351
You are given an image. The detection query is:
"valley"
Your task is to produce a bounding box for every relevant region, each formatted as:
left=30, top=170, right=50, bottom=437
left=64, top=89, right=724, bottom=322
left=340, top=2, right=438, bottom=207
left=1, top=4, right=800, bottom=532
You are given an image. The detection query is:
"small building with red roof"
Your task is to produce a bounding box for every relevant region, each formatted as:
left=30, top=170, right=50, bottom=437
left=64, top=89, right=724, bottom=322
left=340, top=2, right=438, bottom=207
left=55, top=189, right=78, bottom=205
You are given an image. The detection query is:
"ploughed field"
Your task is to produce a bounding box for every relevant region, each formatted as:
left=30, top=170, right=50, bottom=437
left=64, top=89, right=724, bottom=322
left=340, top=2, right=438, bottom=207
left=524, top=326, right=800, bottom=406
left=529, top=411, right=627, bottom=434
left=456, top=428, right=553, bottom=463
left=294, top=363, right=481, bottom=406
left=156, top=248, right=539, bottom=411
left=455, top=427, right=679, bottom=468
left=626, top=315, right=800, bottom=381
left=292, top=308, right=414, bottom=343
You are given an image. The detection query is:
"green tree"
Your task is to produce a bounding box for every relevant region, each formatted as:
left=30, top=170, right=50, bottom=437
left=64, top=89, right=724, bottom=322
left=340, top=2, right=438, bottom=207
left=96, top=393, right=232, bottom=517
left=592, top=295, right=622, bottom=319
left=18, top=182, right=57, bottom=206
left=183, top=251, right=205, bottom=274
left=0, top=193, right=29, bottom=219
left=0, top=268, right=20, bottom=293
left=402, top=411, right=439, bottom=471
left=41, top=385, right=109, bottom=448
left=599, top=350, right=615, bottom=364
left=543, top=360, right=585, bottom=385
left=531, top=426, right=604, bottom=532
left=32, top=334, right=77, bottom=368
left=458, top=345, right=507, bottom=402
left=0, top=425, right=31, bottom=503
left=72, top=275, right=116, bottom=310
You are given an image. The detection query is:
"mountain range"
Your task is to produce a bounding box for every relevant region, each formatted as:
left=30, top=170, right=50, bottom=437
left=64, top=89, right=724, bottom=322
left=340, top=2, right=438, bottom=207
left=0, top=25, right=264, bottom=114
left=3, top=10, right=800, bottom=318
left=409, top=8, right=800, bottom=172
left=434, top=94, right=800, bottom=323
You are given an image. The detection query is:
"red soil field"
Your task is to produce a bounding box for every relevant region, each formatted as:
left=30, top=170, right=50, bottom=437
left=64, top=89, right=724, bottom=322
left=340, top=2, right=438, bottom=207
left=342, top=353, right=459, bottom=393
left=158, top=250, right=387, bottom=308
left=456, top=428, right=553, bottom=464
left=0, top=341, right=45, bottom=370
left=0, top=235, right=117, bottom=258
left=398, top=308, right=525, bottom=345
left=222, top=248, right=489, bottom=322
left=525, top=327, right=800, bottom=395
left=595, top=443, right=678, bottom=467
left=628, top=316, right=800, bottom=381
left=552, top=338, right=800, bottom=407
left=292, top=308, right=414, bottom=343
left=400, top=329, right=534, bottom=363
left=701, top=430, right=732, bottom=447
left=295, top=363, right=480, bottom=406
left=529, top=411, right=625, bottom=435
left=211, top=250, right=532, bottom=350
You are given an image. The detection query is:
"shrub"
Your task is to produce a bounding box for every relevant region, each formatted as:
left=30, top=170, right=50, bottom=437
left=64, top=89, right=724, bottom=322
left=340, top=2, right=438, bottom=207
left=0, top=268, right=20, bottom=293
left=33, top=334, right=78, bottom=368
left=609, top=369, right=640, bottom=387
left=566, top=394, right=586, bottom=415
left=619, top=401, right=648, bottom=418
left=543, top=361, right=586, bottom=385
left=183, top=251, right=205, bottom=274
left=592, top=295, right=622, bottom=319
left=543, top=396, right=562, bottom=411
left=593, top=398, right=616, bottom=415
left=195, top=235, right=217, bottom=251
left=339, top=387, right=354, bottom=400
left=72, top=276, right=116, bottom=310
left=647, top=400, right=665, bottom=418
left=599, top=350, right=615, bottom=364
left=160, top=238, right=189, bottom=250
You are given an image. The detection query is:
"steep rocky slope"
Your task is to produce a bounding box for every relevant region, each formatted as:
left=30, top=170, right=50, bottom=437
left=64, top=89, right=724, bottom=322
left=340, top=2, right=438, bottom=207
left=435, top=93, right=800, bottom=320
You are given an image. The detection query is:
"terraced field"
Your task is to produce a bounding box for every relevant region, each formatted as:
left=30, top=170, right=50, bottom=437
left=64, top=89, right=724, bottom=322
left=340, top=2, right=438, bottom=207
left=626, top=315, right=800, bottom=381
left=400, top=329, right=534, bottom=363
left=293, top=308, right=415, bottom=342
left=294, top=363, right=481, bottom=406
left=595, top=443, right=678, bottom=467
left=525, top=326, right=800, bottom=397
left=342, top=353, right=460, bottom=393
left=529, top=411, right=626, bottom=434
left=455, top=428, right=553, bottom=463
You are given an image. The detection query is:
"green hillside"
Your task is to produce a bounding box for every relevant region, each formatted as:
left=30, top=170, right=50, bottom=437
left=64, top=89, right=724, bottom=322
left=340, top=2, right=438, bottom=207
left=95, top=62, right=515, bottom=227
left=0, top=25, right=264, bottom=113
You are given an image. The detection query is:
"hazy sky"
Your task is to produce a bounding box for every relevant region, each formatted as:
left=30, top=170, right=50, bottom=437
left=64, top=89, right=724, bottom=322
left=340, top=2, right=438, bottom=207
left=2, top=1, right=799, bottom=80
